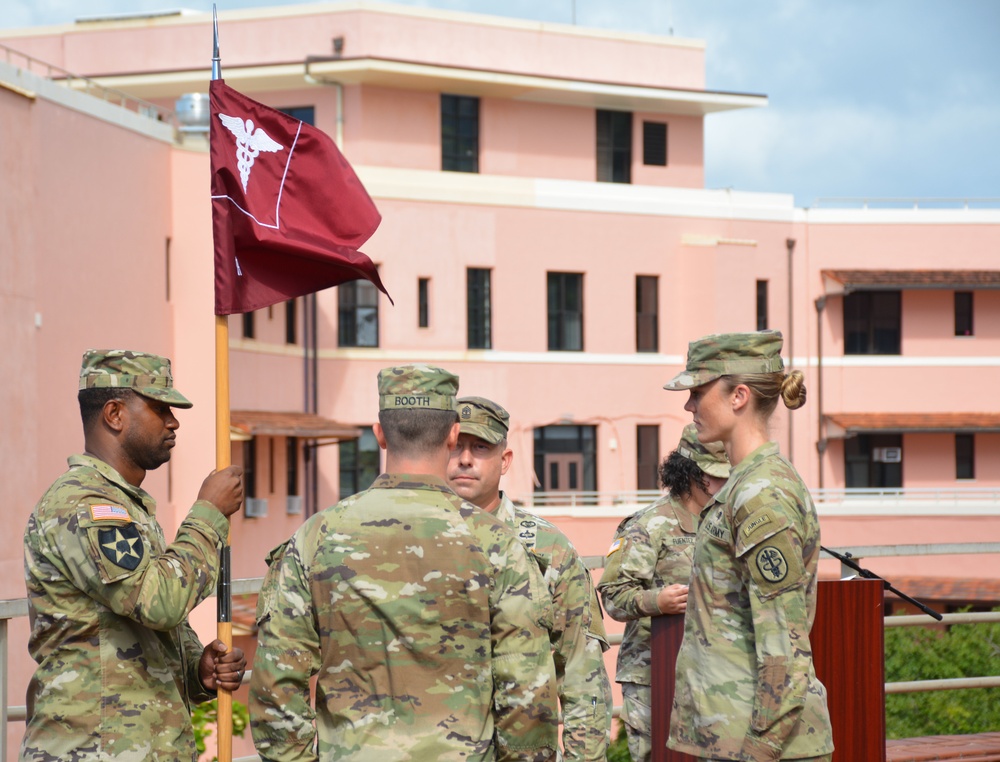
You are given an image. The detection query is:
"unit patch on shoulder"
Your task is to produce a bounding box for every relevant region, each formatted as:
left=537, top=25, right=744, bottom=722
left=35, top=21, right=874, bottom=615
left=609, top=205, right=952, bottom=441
left=90, top=504, right=131, bottom=522
left=754, top=545, right=788, bottom=583
left=98, top=525, right=144, bottom=570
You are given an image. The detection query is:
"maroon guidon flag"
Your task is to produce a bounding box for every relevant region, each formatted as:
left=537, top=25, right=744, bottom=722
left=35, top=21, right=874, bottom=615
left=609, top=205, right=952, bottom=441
left=210, top=79, right=389, bottom=315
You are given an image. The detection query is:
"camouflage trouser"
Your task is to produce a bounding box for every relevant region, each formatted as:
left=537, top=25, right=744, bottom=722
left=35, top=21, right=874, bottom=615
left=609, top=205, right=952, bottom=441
left=620, top=682, right=652, bottom=762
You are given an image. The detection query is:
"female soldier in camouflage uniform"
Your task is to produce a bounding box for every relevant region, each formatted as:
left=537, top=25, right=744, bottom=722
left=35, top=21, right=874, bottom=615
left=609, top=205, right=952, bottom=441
left=663, top=331, right=833, bottom=761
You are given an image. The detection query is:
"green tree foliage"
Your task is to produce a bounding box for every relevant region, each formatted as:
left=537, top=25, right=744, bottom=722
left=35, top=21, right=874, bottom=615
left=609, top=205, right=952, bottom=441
left=607, top=719, right=632, bottom=762
left=884, top=608, right=1000, bottom=738
left=192, top=698, right=250, bottom=761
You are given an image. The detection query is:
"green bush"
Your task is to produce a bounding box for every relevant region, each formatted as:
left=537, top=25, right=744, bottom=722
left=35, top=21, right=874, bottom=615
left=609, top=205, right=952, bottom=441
left=884, top=607, right=1000, bottom=738
left=607, top=719, right=632, bottom=762
left=192, top=698, right=250, bottom=761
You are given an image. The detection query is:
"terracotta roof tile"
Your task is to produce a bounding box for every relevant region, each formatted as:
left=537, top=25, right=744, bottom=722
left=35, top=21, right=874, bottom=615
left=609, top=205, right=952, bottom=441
left=825, top=412, right=1000, bottom=435
left=231, top=410, right=362, bottom=439
left=823, top=270, right=1000, bottom=289
left=819, top=574, right=1000, bottom=606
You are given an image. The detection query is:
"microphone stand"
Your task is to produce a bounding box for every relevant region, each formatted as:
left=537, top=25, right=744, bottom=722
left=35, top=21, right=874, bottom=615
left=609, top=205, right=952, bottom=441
left=821, top=546, right=943, bottom=621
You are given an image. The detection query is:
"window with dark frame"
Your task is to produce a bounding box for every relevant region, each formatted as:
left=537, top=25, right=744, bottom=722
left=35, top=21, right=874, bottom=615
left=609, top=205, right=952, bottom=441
left=636, top=425, right=660, bottom=490
left=844, top=290, right=901, bottom=355
left=287, top=437, right=299, bottom=496
left=636, top=275, right=659, bottom=352
left=956, top=434, right=975, bottom=479
left=467, top=268, right=492, bottom=349
left=339, top=428, right=381, bottom=499
left=418, top=278, right=430, bottom=329
left=441, top=94, right=479, bottom=173
left=596, top=109, right=632, bottom=183
left=844, top=434, right=902, bottom=489
left=241, top=312, right=255, bottom=339
left=642, top=121, right=667, bottom=166
left=955, top=291, right=974, bottom=336
left=285, top=299, right=297, bottom=344
left=279, top=106, right=315, bottom=126
left=338, top=279, right=379, bottom=347
left=756, top=280, right=769, bottom=331
left=547, top=272, right=584, bottom=351
left=243, top=439, right=257, bottom=499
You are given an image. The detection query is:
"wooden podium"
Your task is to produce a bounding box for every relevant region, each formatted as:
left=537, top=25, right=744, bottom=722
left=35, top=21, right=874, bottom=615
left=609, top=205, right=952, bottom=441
left=650, top=578, right=885, bottom=761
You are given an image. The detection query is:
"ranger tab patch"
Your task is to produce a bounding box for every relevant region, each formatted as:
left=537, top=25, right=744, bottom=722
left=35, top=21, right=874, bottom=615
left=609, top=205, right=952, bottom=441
left=90, top=504, right=131, bottom=522
left=98, top=525, right=144, bottom=570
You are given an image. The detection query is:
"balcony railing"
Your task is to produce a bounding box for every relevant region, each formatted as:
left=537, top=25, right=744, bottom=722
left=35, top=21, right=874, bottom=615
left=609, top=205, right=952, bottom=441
left=0, top=543, right=997, bottom=761
left=812, top=197, right=1000, bottom=210
left=521, top=486, right=1000, bottom=512
left=0, top=41, right=176, bottom=126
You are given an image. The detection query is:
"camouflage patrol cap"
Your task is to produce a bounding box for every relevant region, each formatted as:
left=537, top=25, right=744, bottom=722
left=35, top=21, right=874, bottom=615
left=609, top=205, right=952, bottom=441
left=79, top=349, right=193, bottom=408
left=664, top=330, right=784, bottom=390
left=378, top=364, right=458, bottom=411
left=676, top=423, right=730, bottom=478
left=457, top=396, right=510, bottom=445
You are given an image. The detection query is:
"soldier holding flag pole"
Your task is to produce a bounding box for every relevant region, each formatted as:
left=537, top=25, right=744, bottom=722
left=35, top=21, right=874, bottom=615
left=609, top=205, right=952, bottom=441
left=20, top=350, right=246, bottom=761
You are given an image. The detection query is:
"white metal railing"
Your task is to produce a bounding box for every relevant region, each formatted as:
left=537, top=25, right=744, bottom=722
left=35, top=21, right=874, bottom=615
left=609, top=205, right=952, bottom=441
left=812, top=486, right=1000, bottom=503
left=521, top=486, right=1000, bottom=509
left=1, top=544, right=998, bottom=760
left=812, top=197, right=1000, bottom=210
left=524, top=490, right=662, bottom=507
left=0, top=41, right=176, bottom=125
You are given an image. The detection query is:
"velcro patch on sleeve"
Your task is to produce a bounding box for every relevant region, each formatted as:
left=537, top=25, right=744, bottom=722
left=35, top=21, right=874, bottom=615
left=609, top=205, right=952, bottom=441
left=97, top=525, right=145, bottom=571
left=743, top=513, right=772, bottom=537
left=735, top=507, right=790, bottom=558
left=90, top=504, right=132, bottom=522
left=600, top=535, right=630, bottom=582
left=747, top=530, right=805, bottom=600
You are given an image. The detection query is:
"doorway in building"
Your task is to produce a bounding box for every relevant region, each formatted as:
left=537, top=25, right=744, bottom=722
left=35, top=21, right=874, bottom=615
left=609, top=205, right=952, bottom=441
left=533, top=424, right=596, bottom=503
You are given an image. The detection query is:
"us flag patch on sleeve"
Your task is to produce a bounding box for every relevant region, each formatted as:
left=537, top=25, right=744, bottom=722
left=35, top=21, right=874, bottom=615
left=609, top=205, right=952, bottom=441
left=606, top=537, right=624, bottom=556
left=90, top=504, right=131, bottom=522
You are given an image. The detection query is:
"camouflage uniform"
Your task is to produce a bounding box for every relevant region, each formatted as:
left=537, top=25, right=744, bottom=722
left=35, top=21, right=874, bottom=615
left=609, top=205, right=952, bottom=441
left=21, top=350, right=228, bottom=762
left=455, top=396, right=612, bottom=762
left=664, top=332, right=833, bottom=761
left=495, top=492, right=613, bottom=762
left=597, top=425, right=729, bottom=762
left=250, top=366, right=559, bottom=762
left=598, top=494, right=696, bottom=762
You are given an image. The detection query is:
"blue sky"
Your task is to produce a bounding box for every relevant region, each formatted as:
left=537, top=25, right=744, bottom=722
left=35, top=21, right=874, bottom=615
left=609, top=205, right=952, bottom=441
left=6, top=0, right=999, bottom=207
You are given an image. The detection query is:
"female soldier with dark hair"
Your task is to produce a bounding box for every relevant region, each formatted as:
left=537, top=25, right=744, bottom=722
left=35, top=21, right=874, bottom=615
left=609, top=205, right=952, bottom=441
left=664, top=330, right=833, bottom=761
left=597, top=424, right=729, bottom=762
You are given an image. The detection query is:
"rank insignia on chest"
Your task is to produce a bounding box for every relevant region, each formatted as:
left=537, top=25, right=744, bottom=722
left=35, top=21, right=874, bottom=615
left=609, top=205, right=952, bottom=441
left=98, top=525, right=145, bottom=570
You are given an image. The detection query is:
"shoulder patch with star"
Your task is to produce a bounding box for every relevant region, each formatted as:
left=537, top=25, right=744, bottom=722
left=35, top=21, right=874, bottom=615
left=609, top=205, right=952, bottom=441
left=98, top=524, right=144, bottom=570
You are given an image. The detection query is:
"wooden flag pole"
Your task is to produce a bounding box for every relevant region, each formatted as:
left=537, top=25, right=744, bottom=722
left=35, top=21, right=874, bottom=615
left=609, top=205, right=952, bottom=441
left=211, top=9, right=235, bottom=762
left=215, top=314, right=234, bottom=762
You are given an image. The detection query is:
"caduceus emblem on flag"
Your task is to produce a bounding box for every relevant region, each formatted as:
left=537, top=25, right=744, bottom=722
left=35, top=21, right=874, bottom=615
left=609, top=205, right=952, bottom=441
left=217, top=114, right=284, bottom=192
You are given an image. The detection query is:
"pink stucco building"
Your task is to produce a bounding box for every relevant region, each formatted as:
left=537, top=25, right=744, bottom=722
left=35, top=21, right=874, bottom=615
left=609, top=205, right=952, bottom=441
left=2, top=2, right=999, bottom=756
